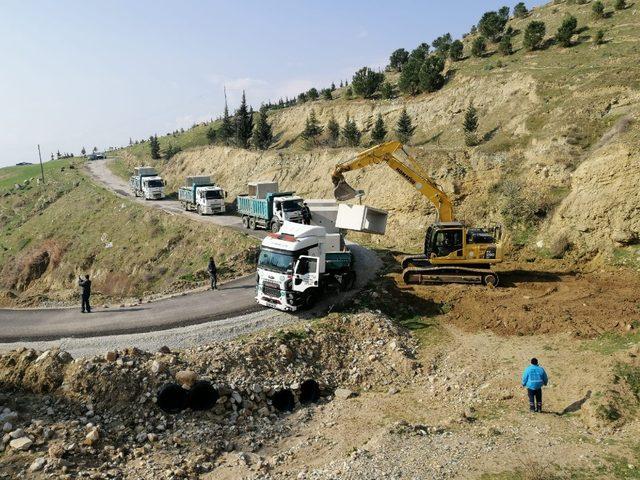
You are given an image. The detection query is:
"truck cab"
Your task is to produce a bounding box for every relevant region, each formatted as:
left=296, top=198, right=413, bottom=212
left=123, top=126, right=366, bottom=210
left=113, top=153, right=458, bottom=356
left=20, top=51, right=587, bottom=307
left=141, top=176, right=165, bottom=200
left=271, top=195, right=304, bottom=228
left=256, top=222, right=355, bottom=312
left=193, top=186, right=226, bottom=214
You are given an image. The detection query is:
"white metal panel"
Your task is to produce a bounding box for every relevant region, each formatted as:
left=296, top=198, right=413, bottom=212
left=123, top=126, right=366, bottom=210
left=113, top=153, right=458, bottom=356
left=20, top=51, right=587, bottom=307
left=335, top=204, right=388, bottom=235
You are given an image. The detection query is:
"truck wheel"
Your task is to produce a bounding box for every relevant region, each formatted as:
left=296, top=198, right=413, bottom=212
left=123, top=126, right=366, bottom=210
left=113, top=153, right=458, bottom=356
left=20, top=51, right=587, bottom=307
left=249, top=217, right=257, bottom=230
left=242, top=216, right=249, bottom=228
left=342, top=272, right=356, bottom=291
left=271, top=221, right=281, bottom=233
left=197, top=205, right=202, bottom=215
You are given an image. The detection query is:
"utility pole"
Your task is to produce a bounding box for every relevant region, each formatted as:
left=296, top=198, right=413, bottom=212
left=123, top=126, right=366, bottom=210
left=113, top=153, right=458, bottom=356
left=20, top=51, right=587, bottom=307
left=37, top=144, right=45, bottom=184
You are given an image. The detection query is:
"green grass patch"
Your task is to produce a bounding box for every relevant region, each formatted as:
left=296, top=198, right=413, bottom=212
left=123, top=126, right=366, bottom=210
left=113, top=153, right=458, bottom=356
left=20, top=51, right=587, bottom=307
left=584, top=330, right=640, bottom=355
left=613, top=246, right=640, bottom=270
left=0, top=158, right=73, bottom=190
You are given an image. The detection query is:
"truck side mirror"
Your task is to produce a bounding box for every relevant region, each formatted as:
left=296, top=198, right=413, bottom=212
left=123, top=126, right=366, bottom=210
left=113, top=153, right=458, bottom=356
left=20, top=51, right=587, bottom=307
left=225, top=191, right=228, bottom=198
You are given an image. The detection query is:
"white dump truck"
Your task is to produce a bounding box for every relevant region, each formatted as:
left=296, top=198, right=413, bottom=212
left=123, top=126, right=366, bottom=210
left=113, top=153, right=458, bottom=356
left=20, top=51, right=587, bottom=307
left=237, top=181, right=305, bottom=231
left=178, top=176, right=226, bottom=215
left=256, top=222, right=356, bottom=312
left=130, top=167, right=165, bottom=200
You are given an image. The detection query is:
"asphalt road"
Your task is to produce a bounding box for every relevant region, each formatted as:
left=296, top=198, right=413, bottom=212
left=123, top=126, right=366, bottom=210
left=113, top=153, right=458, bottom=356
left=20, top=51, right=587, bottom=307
left=0, top=159, right=380, bottom=345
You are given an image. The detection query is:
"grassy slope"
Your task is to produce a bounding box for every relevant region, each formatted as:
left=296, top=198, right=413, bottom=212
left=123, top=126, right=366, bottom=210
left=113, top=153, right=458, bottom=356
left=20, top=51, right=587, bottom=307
left=0, top=159, right=257, bottom=306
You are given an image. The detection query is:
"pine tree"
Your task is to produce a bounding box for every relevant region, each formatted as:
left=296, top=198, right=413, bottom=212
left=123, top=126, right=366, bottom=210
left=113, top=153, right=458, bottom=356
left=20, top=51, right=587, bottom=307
left=93, top=147, right=98, bottom=153
left=301, top=109, right=323, bottom=145
left=307, top=88, right=319, bottom=100
left=344, top=86, right=353, bottom=99
left=395, top=108, right=415, bottom=144
left=418, top=56, right=445, bottom=93
left=388, top=48, right=410, bottom=71
left=432, top=33, right=453, bottom=57
left=594, top=29, right=605, bottom=45
left=330, top=82, right=336, bottom=91
left=206, top=126, right=217, bottom=143
left=556, top=15, right=578, bottom=48
left=514, top=2, right=528, bottom=18
left=321, top=88, right=333, bottom=100
left=50, top=153, right=54, bottom=161
left=251, top=105, right=274, bottom=150
left=218, top=101, right=235, bottom=145
left=380, top=81, right=394, bottom=99
left=81, top=146, right=86, bottom=156
left=327, top=116, right=340, bottom=147
left=478, top=11, right=508, bottom=42
left=592, top=1, right=605, bottom=19
left=371, top=114, right=387, bottom=144
left=234, top=91, right=253, bottom=149
left=56, top=150, right=61, bottom=159
left=523, top=21, right=546, bottom=50
left=342, top=117, right=361, bottom=147
left=398, top=56, right=423, bottom=95
left=149, top=135, right=161, bottom=159
left=472, top=37, right=487, bottom=57
left=499, top=34, right=513, bottom=55
left=450, top=40, right=464, bottom=61
left=351, top=67, right=384, bottom=98
left=463, top=104, right=479, bottom=146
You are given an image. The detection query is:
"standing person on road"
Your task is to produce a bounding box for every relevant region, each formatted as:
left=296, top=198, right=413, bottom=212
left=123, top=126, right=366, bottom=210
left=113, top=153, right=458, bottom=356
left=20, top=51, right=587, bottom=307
left=78, top=274, right=92, bottom=313
left=522, top=358, right=548, bottom=413
left=208, top=256, right=218, bottom=290
left=301, top=202, right=312, bottom=225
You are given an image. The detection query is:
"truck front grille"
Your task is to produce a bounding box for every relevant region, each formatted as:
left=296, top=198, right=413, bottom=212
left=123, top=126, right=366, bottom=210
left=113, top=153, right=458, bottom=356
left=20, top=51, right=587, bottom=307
left=262, top=282, right=281, bottom=298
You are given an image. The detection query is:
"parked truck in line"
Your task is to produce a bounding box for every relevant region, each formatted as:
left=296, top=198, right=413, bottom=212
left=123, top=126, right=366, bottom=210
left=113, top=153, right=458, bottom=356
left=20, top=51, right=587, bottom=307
left=130, top=167, right=165, bottom=200
left=178, top=176, right=226, bottom=215
left=255, top=222, right=356, bottom=312
left=237, top=181, right=305, bottom=231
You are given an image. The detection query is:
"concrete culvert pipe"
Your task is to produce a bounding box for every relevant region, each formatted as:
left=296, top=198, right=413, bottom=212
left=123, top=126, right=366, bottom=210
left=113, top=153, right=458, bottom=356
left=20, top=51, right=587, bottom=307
left=186, top=380, right=219, bottom=411
left=157, top=383, right=188, bottom=413
left=299, top=379, right=320, bottom=404
left=271, top=388, right=295, bottom=412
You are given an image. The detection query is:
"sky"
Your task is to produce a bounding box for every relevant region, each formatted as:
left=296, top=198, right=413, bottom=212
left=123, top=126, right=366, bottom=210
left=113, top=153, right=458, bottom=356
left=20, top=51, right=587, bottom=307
left=0, top=0, right=545, bottom=167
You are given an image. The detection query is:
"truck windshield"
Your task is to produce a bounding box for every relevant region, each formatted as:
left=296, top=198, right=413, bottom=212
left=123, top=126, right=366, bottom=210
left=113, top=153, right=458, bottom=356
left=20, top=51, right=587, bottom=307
left=146, top=180, right=164, bottom=188
left=282, top=200, right=303, bottom=212
left=258, top=248, right=295, bottom=273
left=204, top=190, right=223, bottom=199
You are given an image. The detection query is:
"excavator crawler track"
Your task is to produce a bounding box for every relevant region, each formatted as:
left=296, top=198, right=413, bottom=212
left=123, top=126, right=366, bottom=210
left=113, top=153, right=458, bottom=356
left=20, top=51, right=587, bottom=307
left=402, top=265, right=499, bottom=287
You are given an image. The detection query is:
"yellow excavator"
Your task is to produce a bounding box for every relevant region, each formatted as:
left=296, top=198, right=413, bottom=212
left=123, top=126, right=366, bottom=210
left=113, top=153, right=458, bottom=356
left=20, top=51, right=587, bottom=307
left=332, top=141, right=504, bottom=286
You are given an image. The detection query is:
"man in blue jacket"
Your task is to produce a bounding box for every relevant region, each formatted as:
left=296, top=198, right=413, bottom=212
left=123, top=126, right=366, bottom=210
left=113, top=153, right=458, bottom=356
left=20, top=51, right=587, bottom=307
left=522, top=358, right=548, bottom=413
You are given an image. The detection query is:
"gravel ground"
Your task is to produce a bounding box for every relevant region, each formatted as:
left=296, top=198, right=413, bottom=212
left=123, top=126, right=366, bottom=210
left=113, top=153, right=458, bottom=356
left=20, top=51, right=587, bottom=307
left=0, top=309, right=286, bottom=358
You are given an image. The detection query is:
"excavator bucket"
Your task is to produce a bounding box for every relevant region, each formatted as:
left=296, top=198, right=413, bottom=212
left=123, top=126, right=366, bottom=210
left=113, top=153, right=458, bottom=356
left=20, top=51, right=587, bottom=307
left=333, top=180, right=359, bottom=202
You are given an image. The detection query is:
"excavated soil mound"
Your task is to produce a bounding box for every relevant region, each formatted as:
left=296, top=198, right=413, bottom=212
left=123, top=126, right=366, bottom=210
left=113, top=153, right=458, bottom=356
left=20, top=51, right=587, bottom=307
left=402, top=265, right=640, bottom=337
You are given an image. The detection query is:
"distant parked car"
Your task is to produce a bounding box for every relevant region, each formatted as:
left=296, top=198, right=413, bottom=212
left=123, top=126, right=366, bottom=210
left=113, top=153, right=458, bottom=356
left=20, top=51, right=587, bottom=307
left=87, top=153, right=106, bottom=160
left=15, top=162, right=33, bottom=166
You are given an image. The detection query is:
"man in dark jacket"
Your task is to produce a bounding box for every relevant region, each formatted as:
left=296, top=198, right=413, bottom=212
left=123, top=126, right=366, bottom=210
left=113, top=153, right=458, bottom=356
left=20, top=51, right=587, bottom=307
left=522, top=357, right=549, bottom=413
left=208, top=257, right=218, bottom=290
left=78, top=274, right=92, bottom=313
left=301, top=203, right=311, bottom=225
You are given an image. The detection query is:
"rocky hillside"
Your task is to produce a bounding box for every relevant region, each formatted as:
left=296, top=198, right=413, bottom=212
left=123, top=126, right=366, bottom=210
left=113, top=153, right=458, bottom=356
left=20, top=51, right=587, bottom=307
left=115, top=0, right=640, bottom=266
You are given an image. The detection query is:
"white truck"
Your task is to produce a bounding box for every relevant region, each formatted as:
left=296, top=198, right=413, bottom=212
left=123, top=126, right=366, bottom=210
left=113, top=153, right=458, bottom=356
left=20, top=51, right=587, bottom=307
left=178, top=176, right=226, bottom=215
left=255, top=222, right=356, bottom=312
left=237, top=181, right=305, bottom=231
left=130, top=167, right=165, bottom=200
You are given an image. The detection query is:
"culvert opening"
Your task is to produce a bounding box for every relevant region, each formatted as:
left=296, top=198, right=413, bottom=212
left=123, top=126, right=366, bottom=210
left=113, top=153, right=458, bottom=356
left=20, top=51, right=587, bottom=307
left=299, top=379, right=320, bottom=404
left=271, top=389, right=295, bottom=412
left=157, top=383, right=187, bottom=413
left=187, top=381, right=219, bottom=411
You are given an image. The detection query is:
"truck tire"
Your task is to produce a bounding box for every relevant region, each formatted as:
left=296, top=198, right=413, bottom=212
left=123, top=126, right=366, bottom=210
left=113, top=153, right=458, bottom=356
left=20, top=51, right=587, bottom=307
left=249, top=217, right=257, bottom=230
left=271, top=220, right=281, bottom=233
left=242, top=216, right=249, bottom=229
left=197, top=205, right=202, bottom=215
left=342, top=271, right=356, bottom=291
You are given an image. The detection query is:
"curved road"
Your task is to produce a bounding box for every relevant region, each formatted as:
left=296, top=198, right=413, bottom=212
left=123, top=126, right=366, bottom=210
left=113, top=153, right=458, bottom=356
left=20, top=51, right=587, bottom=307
left=0, top=159, right=380, bottom=344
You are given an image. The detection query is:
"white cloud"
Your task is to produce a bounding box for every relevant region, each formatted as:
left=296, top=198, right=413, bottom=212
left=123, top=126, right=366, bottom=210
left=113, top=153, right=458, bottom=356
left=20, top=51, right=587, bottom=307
left=274, top=78, right=315, bottom=99
left=205, top=73, right=268, bottom=91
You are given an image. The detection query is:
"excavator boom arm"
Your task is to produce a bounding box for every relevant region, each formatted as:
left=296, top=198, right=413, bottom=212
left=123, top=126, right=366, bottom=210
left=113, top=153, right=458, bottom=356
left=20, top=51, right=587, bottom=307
left=332, top=141, right=454, bottom=222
